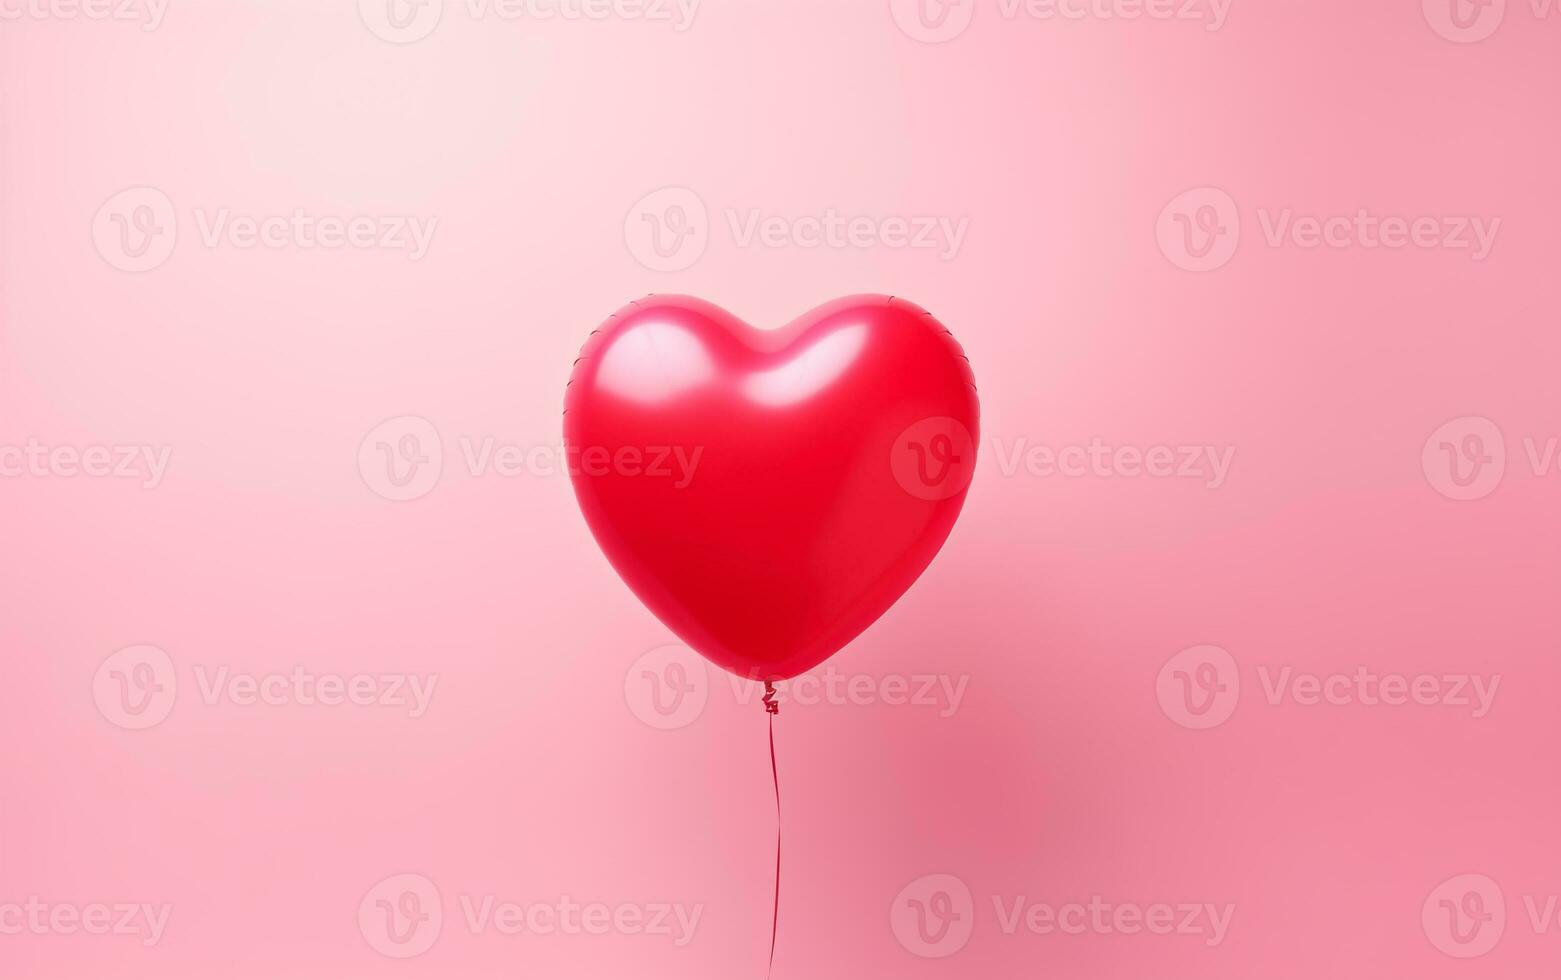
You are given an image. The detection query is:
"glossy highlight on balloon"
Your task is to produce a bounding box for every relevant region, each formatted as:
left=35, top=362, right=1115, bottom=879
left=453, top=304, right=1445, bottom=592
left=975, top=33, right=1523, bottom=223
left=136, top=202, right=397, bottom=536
left=564, top=295, right=979, bottom=682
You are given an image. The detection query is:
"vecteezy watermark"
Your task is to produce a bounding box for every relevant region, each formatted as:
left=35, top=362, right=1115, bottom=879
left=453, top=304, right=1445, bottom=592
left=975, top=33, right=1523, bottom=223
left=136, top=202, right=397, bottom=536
left=0, top=899, right=172, bottom=946
left=993, top=0, right=1231, bottom=29
left=1423, top=418, right=1561, bottom=502
left=358, top=416, right=703, bottom=502
left=360, top=874, right=443, bottom=959
left=622, top=187, right=708, bottom=272
left=624, top=644, right=709, bottom=730
left=890, top=0, right=1231, bottom=43
left=730, top=670, right=970, bottom=717
left=1423, top=416, right=1505, bottom=501
left=358, top=417, right=444, bottom=502
left=460, top=438, right=701, bottom=488
left=1155, top=187, right=1240, bottom=272
left=1254, top=666, right=1500, bottom=716
left=889, top=0, right=976, bottom=42
left=93, top=646, right=438, bottom=730
left=893, top=425, right=1234, bottom=495
left=357, top=0, right=699, bottom=43
left=458, top=895, right=702, bottom=946
left=93, top=645, right=178, bottom=730
left=0, top=439, right=171, bottom=489
left=189, top=665, right=438, bottom=717
left=358, top=873, right=702, bottom=958
left=1157, top=645, right=1500, bottom=730
left=892, top=417, right=978, bottom=501
left=1155, top=645, right=1240, bottom=729
left=891, top=874, right=1234, bottom=958
left=92, top=187, right=437, bottom=273
left=1156, top=187, right=1501, bottom=272
left=990, top=895, right=1234, bottom=946
left=1424, top=874, right=1505, bottom=957
left=0, top=0, right=169, bottom=30
left=1420, top=0, right=1561, bottom=43
left=989, top=437, right=1235, bottom=489
left=624, top=187, right=970, bottom=272
left=91, top=188, right=178, bottom=273
left=624, top=644, right=972, bottom=730
left=1424, top=872, right=1561, bottom=957
left=891, top=874, right=974, bottom=957
left=725, top=209, right=970, bottom=261
left=1422, top=416, right=1561, bottom=501
left=1423, top=0, right=1506, bottom=41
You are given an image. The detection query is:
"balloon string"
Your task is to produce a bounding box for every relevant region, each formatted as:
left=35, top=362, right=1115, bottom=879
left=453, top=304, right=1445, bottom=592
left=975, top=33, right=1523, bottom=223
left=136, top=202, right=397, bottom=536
left=764, top=681, right=780, bottom=978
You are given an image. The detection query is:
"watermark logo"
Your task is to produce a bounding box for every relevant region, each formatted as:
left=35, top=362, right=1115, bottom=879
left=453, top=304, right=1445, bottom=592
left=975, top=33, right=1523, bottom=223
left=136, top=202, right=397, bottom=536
left=93, top=188, right=437, bottom=271
left=991, top=437, right=1235, bottom=489
left=362, top=0, right=699, bottom=42
left=505, top=443, right=703, bottom=488
left=624, top=187, right=970, bottom=271
left=726, top=209, right=969, bottom=260
left=1422, top=416, right=1561, bottom=499
left=1258, top=667, right=1498, bottom=716
left=894, top=875, right=1234, bottom=955
left=889, top=0, right=976, bottom=42
left=1255, top=209, right=1499, bottom=258
left=0, top=440, right=172, bottom=489
left=1159, top=189, right=1501, bottom=271
left=1424, top=0, right=1561, bottom=40
left=1423, top=874, right=1504, bottom=957
left=1423, top=416, right=1504, bottom=501
left=892, top=0, right=1231, bottom=40
left=891, top=874, right=974, bottom=958
left=93, top=645, right=178, bottom=730
left=93, top=187, right=178, bottom=273
left=1156, top=187, right=1240, bottom=272
left=732, top=669, right=971, bottom=716
left=0, top=0, right=169, bottom=30
left=360, top=873, right=701, bottom=952
left=458, top=894, right=702, bottom=944
left=624, top=187, right=708, bottom=273
left=360, top=416, right=444, bottom=502
left=360, top=873, right=443, bottom=959
left=1422, top=875, right=1561, bottom=955
left=893, top=417, right=977, bottom=500
left=1157, top=645, right=1239, bottom=729
left=1160, top=646, right=1500, bottom=728
left=626, top=646, right=973, bottom=729
left=360, top=420, right=705, bottom=501
left=996, top=0, right=1231, bottom=29
left=992, top=895, right=1233, bottom=944
left=189, top=208, right=436, bottom=258
left=0, top=899, right=171, bottom=946
left=95, top=649, right=439, bottom=725
left=625, top=644, right=709, bottom=730
left=1423, top=0, right=1506, bottom=42
left=359, top=0, right=445, bottom=43
left=191, top=666, right=438, bottom=716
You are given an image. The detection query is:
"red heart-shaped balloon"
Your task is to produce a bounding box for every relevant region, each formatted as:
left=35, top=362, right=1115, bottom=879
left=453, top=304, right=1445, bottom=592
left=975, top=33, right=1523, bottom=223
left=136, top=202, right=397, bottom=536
left=564, top=295, right=978, bottom=681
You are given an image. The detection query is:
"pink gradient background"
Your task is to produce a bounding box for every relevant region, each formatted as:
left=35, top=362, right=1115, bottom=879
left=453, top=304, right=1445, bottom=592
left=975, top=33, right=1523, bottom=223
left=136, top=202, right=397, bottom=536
left=2, top=1, right=1559, bottom=977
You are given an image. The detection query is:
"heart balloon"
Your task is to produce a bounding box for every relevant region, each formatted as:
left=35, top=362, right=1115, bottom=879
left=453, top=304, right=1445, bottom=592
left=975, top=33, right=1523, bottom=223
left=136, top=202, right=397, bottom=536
left=564, top=295, right=978, bottom=681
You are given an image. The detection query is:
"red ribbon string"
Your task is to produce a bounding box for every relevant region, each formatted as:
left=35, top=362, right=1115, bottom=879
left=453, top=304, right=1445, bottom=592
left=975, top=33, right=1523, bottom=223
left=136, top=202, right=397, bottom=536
left=764, top=681, right=780, bottom=978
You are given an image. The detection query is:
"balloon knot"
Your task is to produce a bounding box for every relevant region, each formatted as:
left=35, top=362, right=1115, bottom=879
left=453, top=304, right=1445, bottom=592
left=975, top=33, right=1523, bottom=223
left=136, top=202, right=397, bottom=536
left=763, top=681, right=779, bottom=715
